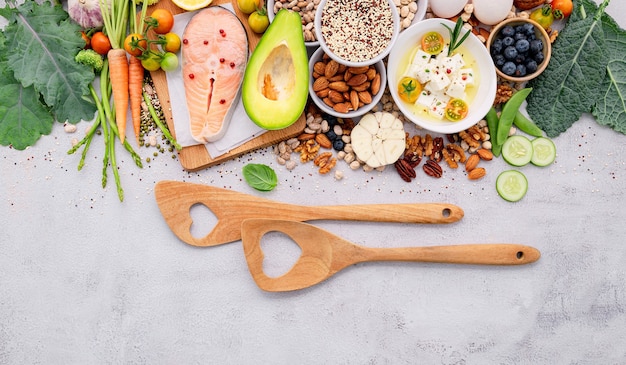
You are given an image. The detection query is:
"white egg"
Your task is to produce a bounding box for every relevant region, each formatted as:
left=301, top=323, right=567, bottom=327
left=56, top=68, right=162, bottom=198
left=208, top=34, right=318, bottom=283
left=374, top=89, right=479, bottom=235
left=473, top=0, right=514, bottom=25
left=429, top=0, right=468, bottom=19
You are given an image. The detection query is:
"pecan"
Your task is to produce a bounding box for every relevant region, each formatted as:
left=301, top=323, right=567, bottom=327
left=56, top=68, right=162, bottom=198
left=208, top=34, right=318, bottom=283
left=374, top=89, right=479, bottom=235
left=513, top=0, right=545, bottom=10
left=467, top=167, right=486, bottom=180
left=313, top=77, right=329, bottom=92
left=465, top=154, right=480, bottom=172
left=324, top=60, right=339, bottom=79
left=423, top=159, right=443, bottom=178
left=346, top=73, right=368, bottom=87
left=395, top=158, right=417, bottom=182
left=476, top=148, right=494, bottom=161
left=404, top=151, right=422, bottom=168
left=315, top=133, right=333, bottom=149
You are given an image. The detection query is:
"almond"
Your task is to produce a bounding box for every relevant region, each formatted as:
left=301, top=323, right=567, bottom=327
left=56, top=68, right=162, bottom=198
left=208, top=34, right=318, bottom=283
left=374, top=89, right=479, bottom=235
left=329, top=74, right=344, bottom=82
left=297, top=133, right=315, bottom=141
left=348, top=66, right=369, bottom=74
left=476, top=148, right=494, bottom=161
left=328, top=90, right=345, bottom=104
left=351, top=81, right=371, bottom=92
left=324, top=60, right=339, bottom=78
left=468, top=167, right=486, bottom=180
left=333, top=102, right=351, bottom=114
left=346, top=73, right=368, bottom=86
left=366, top=67, right=377, bottom=80
left=315, top=88, right=330, bottom=98
left=315, top=133, right=333, bottom=149
left=329, top=81, right=349, bottom=92
left=350, top=90, right=359, bottom=111
left=313, top=76, right=329, bottom=92
left=322, top=97, right=335, bottom=108
left=370, top=74, right=381, bottom=95
left=313, top=61, right=326, bottom=75
left=465, top=154, right=480, bottom=172
left=357, top=90, right=373, bottom=104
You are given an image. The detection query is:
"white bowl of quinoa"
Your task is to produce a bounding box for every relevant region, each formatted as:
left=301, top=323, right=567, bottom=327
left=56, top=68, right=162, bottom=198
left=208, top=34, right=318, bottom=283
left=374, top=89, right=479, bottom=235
left=314, top=0, right=400, bottom=67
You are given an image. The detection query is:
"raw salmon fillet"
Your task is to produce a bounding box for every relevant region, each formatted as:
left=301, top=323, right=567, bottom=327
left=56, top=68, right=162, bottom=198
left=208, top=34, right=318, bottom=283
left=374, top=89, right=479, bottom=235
left=182, top=7, right=248, bottom=143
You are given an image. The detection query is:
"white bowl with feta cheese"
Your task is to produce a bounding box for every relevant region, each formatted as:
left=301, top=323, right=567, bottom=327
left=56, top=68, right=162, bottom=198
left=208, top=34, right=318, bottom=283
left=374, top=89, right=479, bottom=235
left=387, top=18, right=497, bottom=134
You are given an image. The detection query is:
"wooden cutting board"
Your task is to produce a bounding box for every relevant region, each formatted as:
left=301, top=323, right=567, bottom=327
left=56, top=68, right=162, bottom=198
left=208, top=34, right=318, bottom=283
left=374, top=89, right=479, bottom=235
left=148, top=0, right=306, bottom=171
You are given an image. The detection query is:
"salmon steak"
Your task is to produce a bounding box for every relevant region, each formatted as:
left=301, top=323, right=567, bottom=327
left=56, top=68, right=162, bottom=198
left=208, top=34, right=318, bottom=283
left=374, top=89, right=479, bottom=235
left=182, top=6, right=248, bottom=143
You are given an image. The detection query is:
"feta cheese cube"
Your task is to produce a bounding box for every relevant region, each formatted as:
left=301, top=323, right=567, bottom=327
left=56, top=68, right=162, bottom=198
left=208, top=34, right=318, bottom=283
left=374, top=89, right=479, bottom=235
left=429, top=93, right=450, bottom=120
left=404, top=64, right=421, bottom=79
left=446, top=79, right=466, bottom=99
left=458, top=68, right=475, bottom=86
left=416, top=90, right=436, bottom=109
left=412, top=49, right=431, bottom=66
left=415, top=64, right=433, bottom=84
left=428, top=69, right=451, bottom=91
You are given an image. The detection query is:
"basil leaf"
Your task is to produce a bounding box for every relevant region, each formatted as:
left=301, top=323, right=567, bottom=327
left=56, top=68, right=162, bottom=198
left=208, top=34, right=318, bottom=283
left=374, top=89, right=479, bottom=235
left=242, top=164, right=278, bottom=191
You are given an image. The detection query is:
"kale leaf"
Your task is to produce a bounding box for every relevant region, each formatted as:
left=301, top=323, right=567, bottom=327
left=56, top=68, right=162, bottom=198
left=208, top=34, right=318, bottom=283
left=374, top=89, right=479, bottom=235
left=1, top=1, right=96, bottom=126
left=526, top=0, right=609, bottom=138
left=592, top=13, right=626, bottom=133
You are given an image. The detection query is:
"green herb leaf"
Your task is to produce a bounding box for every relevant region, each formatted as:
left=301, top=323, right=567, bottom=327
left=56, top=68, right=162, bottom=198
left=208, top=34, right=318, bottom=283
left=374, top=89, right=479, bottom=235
left=592, top=12, right=626, bottom=133
left=242, top=164, right=278, bottom=191
left=526, top=0, right=609, bottom=137
left=0, top=29, right=54, bottom=149
left=2, top=1, right=97, bottom=124
left=443, top=17, right=470, bottom=56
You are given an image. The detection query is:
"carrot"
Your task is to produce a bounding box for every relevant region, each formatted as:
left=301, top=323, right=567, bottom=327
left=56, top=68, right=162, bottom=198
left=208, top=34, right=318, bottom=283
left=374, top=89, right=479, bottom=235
left=107, top=48, right=129, bottom=144
left=128, top=55, right=144, bottom=145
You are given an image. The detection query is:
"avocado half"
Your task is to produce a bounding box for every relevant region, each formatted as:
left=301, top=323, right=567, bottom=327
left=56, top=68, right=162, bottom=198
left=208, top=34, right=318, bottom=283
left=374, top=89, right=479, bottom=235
left=242, top=9, right=309, bottom=130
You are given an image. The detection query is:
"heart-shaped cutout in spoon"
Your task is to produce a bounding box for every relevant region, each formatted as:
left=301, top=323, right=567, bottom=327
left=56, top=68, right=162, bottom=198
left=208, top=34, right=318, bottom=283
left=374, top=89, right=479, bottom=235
left=241, top=218, right=541, bottom=292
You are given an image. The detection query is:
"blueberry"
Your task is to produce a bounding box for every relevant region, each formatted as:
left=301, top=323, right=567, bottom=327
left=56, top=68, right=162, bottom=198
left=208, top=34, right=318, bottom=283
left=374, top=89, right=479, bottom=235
left=324, top=114, right=338, bottom=127
left=515, top=54, right=526, bottom=64
left=491, top=38, right=503, bottom=54
left=504, top=46, right=518, bottom=60
left=493, top=54, right=506, bottom=67
left=525, top=59, right=538, bottom=73
left=516, top=39, right=530, bottom=53
left=501, top=25, right=515, bottom=37
left=325, top=129, right=338, bottom=141
left=534, top=51, right=545, bottom=63
left=530, top=39, right=543, bottom=53
left=522, top=23, right=535, bottom=36
left=515, top=64, right=527, bottom=77
left=332, top=139, right=345, bottom=151
left=514, top=32, right=527, bottom=41
left=501, top=61, right=517, bottom=76
left=502, top=36, right=515, bottom=47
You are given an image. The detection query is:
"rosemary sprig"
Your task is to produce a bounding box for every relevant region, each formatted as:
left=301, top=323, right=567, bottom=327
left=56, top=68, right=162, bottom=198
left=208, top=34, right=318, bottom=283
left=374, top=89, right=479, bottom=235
left=442, top=17, right=471, bottom=56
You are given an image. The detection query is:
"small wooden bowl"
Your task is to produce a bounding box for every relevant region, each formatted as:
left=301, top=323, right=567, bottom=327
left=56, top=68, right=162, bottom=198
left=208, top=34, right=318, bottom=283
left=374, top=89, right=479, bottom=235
left=487, top=18, right=552, bottom=83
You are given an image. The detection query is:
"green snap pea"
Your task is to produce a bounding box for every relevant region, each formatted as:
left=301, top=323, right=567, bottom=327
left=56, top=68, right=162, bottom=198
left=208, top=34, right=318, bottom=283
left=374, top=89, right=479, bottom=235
left=496, top=87, right=533, bottom=146
left=513, top=110, right=544, bottom=137
left=485, top=107, right=502, bottom=157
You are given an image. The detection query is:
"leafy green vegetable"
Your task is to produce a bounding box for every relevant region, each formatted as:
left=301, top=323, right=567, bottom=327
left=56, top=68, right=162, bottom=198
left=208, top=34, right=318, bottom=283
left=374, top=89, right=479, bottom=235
left=0, top=28, right=55, bottom=149
left=0, top=0, right=97, bottom=149
left=592, top=12, right=626, bottom=133
left=242, top=164, right=278, bottom=191
left=526, top=0, right=609, bottom=137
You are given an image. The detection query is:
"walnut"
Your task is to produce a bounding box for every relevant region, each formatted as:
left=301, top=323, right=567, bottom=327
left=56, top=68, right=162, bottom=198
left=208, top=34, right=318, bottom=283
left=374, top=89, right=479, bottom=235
left=294, top=139, right=320, bottom=162
left=442, top=149, right=458, bottom=169
left=494, top=83, right=514, bottom=106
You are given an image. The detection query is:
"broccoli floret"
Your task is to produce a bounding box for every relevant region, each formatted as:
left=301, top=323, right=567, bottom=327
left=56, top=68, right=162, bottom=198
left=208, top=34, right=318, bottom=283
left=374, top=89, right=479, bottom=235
left=133, top=0, right=160, bottom=5
left=75, top=49, right=104, bottom=73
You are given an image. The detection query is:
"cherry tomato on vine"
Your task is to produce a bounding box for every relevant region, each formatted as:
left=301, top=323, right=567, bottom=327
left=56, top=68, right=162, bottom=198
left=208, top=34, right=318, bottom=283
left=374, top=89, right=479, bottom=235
left=91, top=31, right=111, bottom=55
left=160, top=52, right=179, bottom=72
left=163, top=32, right=182, bottom=53
left=237, top=0, right=260, bottom=15
left=421, top=31, right=444, bottom=55
left=124, top=33, right=148, bottom=57
left=248, top=7, right=269, bottom=34
left=397, top=76, right=421, bottom=104
left=141, top=53, right=162, bottom=72
left=149, top=9, right=175, bottom=34
left=551, top=0, right=572, bottom=18
left=530, top=5, right=555, bottom=30
left=444, top=98, right=469, bottom=122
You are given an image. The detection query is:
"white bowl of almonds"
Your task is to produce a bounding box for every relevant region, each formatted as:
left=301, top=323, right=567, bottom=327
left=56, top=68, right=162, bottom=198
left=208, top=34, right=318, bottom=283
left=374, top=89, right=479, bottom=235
left=267, top=0, right=320, bottom=47
left=309, top=47, right=386, bottom=118
left=314, top=0, right=400, bottom=67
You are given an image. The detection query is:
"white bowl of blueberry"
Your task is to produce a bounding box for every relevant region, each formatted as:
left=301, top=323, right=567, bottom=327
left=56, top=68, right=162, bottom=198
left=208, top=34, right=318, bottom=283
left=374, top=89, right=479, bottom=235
left=487, top=18, right=551, bottom=82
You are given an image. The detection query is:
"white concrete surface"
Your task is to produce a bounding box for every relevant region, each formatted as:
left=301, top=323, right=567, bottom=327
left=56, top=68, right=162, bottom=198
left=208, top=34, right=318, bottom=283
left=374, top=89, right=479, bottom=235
left=2, top=2, right=626, bottom=364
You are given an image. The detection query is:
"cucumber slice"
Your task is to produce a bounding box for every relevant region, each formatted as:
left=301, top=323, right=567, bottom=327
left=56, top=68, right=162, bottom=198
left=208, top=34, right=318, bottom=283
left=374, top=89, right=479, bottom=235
left=531, top=137, right=556, bottom=166
left=502, top=135, right=533, bottom=166
left=496, top=170, right=528, bottom=202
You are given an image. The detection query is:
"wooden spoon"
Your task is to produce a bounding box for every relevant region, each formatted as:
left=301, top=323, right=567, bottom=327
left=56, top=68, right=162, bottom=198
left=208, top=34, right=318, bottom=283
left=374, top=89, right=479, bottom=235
left=154, top=180, right=464, bottom=247
left=241, top=218, right=541, bottom=292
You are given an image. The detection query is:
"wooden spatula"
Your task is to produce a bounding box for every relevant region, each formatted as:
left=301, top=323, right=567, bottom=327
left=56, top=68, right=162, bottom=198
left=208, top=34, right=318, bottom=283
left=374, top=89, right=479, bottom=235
left=241, top=218, right=541, bottom=292
left=154, top=180, right=464, bottom=247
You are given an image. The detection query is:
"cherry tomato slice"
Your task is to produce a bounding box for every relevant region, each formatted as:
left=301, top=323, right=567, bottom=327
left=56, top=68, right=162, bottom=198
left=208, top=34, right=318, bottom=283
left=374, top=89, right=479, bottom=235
left=445, top=98, right=469, bottom=122
left=421, top=31, right=444, bottom=55
left=397, top=76, right=421, bottom=104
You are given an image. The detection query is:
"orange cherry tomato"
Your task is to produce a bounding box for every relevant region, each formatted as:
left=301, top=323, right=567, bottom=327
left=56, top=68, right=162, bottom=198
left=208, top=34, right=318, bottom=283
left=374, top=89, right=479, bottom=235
left=444, top=98, right=469, bottom=122
left=124, top=33, right=147, bottom=57
left=150, top=8, right=175, bottom=34
left=91, top=31, right=111, bottom=55
left=421, top=31, right=444, bottom=55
